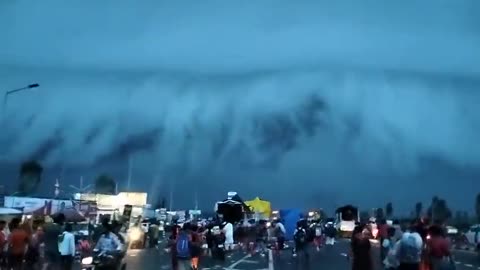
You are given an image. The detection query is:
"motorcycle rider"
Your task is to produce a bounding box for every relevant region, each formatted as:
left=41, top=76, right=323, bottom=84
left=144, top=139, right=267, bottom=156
left=272, top=219, right=286, bottom=250
left=94, top=220, right=123, bottom=270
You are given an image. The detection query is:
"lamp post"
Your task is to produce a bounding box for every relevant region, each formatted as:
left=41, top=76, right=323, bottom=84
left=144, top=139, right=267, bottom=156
left=1, top=83, right=40, bottom=161
left=2, top=83, right=40, bottom=114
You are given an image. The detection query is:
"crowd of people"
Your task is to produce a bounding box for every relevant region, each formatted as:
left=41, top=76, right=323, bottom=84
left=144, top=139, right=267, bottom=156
left=350, top=219, right=454, bottom=270
left=0, top=214, right=127, bottom=270
left=0, top=214, right=79, bottom=270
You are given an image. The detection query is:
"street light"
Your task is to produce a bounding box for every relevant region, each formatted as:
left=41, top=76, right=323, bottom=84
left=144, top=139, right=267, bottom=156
left=1, top=83, right=40, bottom=162
left=2, top=83, right=40, bottom=113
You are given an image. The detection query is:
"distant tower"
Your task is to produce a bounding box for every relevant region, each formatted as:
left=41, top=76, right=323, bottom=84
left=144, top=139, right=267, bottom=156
left=54, top=179, right=60, bottom=198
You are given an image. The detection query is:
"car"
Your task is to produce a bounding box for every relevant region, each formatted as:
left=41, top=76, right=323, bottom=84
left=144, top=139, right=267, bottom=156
left=464, top=224, right=480, bottom=248
left=446, top=226, right=458, bottom=235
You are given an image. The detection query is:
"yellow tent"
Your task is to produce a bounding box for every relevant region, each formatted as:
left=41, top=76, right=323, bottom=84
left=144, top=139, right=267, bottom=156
left=245, top=197, right=272, bottom=218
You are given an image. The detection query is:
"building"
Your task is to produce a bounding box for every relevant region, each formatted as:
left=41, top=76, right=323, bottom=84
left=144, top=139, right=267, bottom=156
left=73, top=192, right=148, bottom=222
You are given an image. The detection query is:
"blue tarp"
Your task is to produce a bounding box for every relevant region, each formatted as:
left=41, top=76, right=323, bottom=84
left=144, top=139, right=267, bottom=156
left=280, top=209, right=302, bottom=240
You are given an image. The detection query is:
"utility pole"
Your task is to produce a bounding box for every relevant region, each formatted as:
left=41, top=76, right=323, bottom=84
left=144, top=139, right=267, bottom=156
left=127, top=155, right=132, bottom=191
left=194, top=191, right=198, bottom=210
left=169, top=182, right=174, bottom=211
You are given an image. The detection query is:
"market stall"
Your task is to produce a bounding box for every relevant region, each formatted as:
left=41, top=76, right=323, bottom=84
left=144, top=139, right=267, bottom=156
left=215, top=192, right=251, bottom=223
left=245, top=197, right=272, bottom=219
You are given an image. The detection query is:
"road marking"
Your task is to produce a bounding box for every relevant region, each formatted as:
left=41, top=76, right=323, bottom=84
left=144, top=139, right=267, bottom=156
left=453, top=249, right=477, bottom=255
left=225, top=254, right=252, bottom=269
left=268, top=249, right=274, bottom=270
left=465, top=264, right=473, bottom=268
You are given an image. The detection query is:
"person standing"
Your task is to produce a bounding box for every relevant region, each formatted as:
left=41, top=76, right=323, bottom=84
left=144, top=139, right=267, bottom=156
left=0, top=221, right=7, bottom=269
left=8, top=218, right=29, bottom=270
left=222, top=221, right=234, bottom=252
left=350, top=224, right=373, bottom=270
left=58, top=223, right=75, bottom=270
left=43, top=214, right=64, bottom=270
left=176, top=224, right=192, bottom=270
left=427, top=225, right=454, bottom=270
left=395, top=222, right=423, bottom=270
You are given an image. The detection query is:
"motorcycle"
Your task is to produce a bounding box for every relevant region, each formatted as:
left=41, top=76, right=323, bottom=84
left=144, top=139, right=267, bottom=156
left=81, top=250, right=126, bottom=270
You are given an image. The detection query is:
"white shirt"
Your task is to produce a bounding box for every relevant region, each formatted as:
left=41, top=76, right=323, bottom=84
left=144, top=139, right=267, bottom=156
left=394, top=232, right=423, bottom=263
left=224, top=223, right=234, bottom=243
left=276, top=223, right=286, bottom=234
left=58, top=232, right=76, bottom=256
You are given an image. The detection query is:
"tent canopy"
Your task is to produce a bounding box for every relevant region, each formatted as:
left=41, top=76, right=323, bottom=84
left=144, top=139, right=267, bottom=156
left=280, top=209, right=302, bottom=240
left=52, top=207, right=86, bottom=223
left=245, top=197, right=271, bottom=218
left=215, top=192, right=251, bottom=223
left=0, top=207, right=23, bottom=215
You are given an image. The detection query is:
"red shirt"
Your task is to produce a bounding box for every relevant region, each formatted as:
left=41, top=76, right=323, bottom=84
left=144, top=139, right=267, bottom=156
left=428, top=236, right=450, bottom=258
left=0, top=230, right=6, bottom=252
left=9, top=229, right=29, bottom=255
left=379, top=224, right=388, bottom=238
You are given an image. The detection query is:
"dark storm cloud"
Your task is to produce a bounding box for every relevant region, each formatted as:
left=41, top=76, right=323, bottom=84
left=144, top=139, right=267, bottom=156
left=0, top=1, right=479, bottom=210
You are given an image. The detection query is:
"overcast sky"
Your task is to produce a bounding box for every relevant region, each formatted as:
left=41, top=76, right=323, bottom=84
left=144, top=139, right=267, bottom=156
left=0, top=1, right=479, bottom=213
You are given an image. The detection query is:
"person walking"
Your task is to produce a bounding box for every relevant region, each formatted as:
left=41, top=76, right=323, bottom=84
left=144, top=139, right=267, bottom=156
left=58, top=223, right=75, bottom=270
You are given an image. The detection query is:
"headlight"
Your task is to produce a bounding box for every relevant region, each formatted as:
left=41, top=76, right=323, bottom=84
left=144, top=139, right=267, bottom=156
left=81, top=257, right=93, bottom=265
left=129, top=228, right=142, bottom=241
left=426, top=234, right=431, bottom=240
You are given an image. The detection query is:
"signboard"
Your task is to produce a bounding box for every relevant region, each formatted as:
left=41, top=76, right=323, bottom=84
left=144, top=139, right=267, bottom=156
left=189, top=210, right=201, bottom=215
left=74, top=200, right=97, bottom=218
left=4, top=196, right=73, bottom=214
left=123, top=204, right=133, bottom=219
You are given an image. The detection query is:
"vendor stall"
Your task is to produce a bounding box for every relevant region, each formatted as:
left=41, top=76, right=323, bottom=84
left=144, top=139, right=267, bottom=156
left=245, top=197, right=272, bottom=219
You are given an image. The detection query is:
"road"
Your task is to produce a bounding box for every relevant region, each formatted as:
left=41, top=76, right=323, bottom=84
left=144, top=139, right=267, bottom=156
left=111, top=239, right=480, bottom=270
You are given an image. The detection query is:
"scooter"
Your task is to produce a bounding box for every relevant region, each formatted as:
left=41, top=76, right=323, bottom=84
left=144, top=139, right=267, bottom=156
left=81, top=250, right=126, bottom=270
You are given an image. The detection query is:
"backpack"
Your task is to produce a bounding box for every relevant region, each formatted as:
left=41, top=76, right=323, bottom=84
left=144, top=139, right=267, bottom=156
left=294, top=229, right=306, bottom=244
left=398, top=234, right=420, bottom=263
left=176, top=232, right=190, bottom=258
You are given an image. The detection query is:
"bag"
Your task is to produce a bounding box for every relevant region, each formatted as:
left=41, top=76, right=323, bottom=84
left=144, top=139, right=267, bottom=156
left=176, top=233, right=190, bottom=258
left=294, top=229, right=306, bottom=244
left=315, top=227, right=322, bottom=237
left=398, top=234, right=420, bottom=263
left=383, top=243, right=399, bottom=268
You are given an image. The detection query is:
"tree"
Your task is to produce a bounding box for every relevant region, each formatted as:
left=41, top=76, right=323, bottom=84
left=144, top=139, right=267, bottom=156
left=415, top=202, right=423, bottom=218
left=17, top=160, right=43, bottom=196
left=94, top=174, right=116, bottom=195
left=427, top=196, right=452, bottom=224
left=375, top=208, right=385, bottom=220
left=475, top=193, right=480, bottom=223
left=385, top=202, right=393, bottom=218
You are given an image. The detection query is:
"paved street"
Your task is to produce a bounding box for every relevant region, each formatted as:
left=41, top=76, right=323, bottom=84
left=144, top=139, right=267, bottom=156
left=124, top=248, right=270, bottom=270
left=116, top=239, right=480, bottom=270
